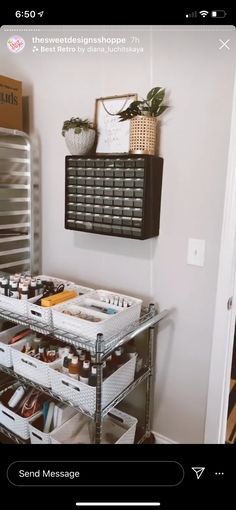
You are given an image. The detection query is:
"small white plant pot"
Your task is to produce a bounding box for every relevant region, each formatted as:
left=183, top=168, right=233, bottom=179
left=65, top=128, right=96, bottom=155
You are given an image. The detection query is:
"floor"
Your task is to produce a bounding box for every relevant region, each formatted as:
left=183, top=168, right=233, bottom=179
left=226, top=378, right=236, bottom=443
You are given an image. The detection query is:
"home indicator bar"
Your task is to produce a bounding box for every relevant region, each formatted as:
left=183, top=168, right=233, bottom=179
left=76, top=504, right=161, bottom=507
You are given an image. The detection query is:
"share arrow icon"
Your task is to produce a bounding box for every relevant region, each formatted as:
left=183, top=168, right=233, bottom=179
left=191, top=467, right=205, bottom=479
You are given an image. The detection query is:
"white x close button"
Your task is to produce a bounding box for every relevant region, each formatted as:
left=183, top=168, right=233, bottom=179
left=219, top=39, right=230, bottom=50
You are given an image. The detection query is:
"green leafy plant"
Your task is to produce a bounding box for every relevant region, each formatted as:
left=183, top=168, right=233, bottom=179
left=118, top=87, right=168, bottom=121
left=62, top=117, right=95, bottom=136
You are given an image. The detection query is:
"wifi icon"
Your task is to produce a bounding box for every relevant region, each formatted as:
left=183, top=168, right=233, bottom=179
left=199, top=10, right=209, bottom=17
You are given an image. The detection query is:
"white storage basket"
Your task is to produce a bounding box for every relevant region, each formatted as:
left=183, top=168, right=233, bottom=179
left=50, top=408, right=137, bottom=444
left=29, top=407, right=77, bottom=444
left=29, top=412, right=51, bottom=444
left=0, top=324, right=28, bottom=367
left=52, top=290, right=142, bottom=341
left=0, top=292, right=34, bottom=317
left=11, top=338, right=59, bottom=388
left=0, top=384, right=41, bottom=440
left=49, top=354, right=136, bottom=415
left=27, top=274, right=93, bottom=327
left=0, top=274, right=68, bottom=317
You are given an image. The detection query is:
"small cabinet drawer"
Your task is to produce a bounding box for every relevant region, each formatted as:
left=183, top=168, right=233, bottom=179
left=86, top=168, right=94, bottom=177
left=124, top=188, right=134, bottom=198
left=125, top=169, right=135, bottom=178
left=77, top=169, right=86, bottom=176
left=134, top=179, right=144, bottom=188
left=113, top=207, right=122, bottom=216
left=113, top=188, right=123, bottom=197
left=68, top=203, right=77, bottom=211
left=95, top=169, right=104, bottom=177
left=104, top=187, right=113, bottom=197
left=77, top=177, right=86, bottom=185
left=104, top=197, right=113, bottom=205
left=77, top=204, right=85, bottom=212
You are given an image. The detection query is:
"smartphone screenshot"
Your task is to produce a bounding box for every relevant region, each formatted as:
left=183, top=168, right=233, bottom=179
left=0, top=8, right=235, bottom=508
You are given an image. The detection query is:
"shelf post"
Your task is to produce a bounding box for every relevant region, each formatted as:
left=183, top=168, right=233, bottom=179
left=95, top=333, right=104, bottom=444
left=145, top=303, right=155, bottom=440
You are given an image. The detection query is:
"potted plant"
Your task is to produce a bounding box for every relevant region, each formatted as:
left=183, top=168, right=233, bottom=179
left=62, top=117, right=96, bottom=155
left=117, top=87, right=168, bottom=155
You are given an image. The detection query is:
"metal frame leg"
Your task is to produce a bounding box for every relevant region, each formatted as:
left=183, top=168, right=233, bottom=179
left=145, top=304, right=155, bottom=439
left=95, top=333, right=104, bottom=444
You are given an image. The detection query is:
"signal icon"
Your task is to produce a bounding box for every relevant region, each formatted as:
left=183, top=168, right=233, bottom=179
left=186, top=11, right=197, bottom=18
left=199, top=10, right=209, bottom=17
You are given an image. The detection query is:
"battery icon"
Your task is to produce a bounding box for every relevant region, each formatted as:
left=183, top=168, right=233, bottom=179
left=211, top=10, right=227, bottom=18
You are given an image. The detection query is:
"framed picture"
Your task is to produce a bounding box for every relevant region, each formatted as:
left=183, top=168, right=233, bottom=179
left=95, top=93, right=137, bottom=154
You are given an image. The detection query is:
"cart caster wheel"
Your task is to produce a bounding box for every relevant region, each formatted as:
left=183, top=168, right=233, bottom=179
left=143, top=432, right=156, bottom=444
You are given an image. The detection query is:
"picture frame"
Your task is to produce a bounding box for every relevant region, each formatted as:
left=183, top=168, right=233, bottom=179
left=95, top=93, right=137, bottom=154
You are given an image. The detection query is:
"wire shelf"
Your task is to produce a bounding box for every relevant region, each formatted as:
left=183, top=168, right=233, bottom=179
left=0, top=305, right=170, bottom=444
left=0, top=423, right=29, bottom=444
left=0, top=363, right=150, bottom=419
left=0, top=306, right=169, bottom=355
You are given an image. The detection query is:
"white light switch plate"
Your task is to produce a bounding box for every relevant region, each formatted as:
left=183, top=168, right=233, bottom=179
left=187, top=238, right=205, bottom=267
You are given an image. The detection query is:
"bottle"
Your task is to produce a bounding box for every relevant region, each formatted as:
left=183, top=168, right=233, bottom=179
left=33, top=336, right=41, bottom=354
left=79, top=360, right=90, bottom=384
left=88, top=365, right=97, bottom=386
left=0, top=278, right=9, bottom=296
left=112, top=346, right=129, bottom=369
left=23, top=340, right=32, bottom=354
left=20, top=284, right=29, bottom=300
left=90, top=354, right=96, bottom=366
left=36, top=277, right=43, bottom=296
left=58, top=347, right=66, bottom=359
left=38, top=346, right=46, bottom=362
left=29, top=278, right=37, bottom=298
left=105, top=355, right=113, bottom=377
left=85, top=350, right=91, bottom=362
left=0, top=276, right=4, bottom=295
left=9, top=281, right=19, bottom=299
left=79, top=352, right=86, bottom=368
left=24, top=275, right=31, bottom=284
left=62, top=352, right=73, bottom=373
left=18, top=280, right=26, bottom=297
left=8, top=386, right=25, bottom=408
left=62, top=346, right=71, bottom=360
left=46, top=348, right=57, bottom=363
left=7, top=280, right=13, bottom=297
left=14, top=273, right=21, bottom=283
left=68, top=356, right=80, bottom=379
left=102, top=360, right=109, bottom=379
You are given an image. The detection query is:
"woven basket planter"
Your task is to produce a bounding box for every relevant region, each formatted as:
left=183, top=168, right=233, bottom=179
left=65, top=128, right=96, bottom=155
left=129, top=116, right=157, bottom=156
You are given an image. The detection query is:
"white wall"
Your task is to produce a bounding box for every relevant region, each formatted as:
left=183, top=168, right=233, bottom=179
left=1, top=25, right=235, bottom=442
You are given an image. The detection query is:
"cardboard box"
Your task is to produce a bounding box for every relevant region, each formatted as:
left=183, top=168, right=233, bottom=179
left=0, top=75, right=23, bottom=130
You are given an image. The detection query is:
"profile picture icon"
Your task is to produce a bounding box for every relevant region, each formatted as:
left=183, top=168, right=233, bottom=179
left=7, top=35, right=25, bottom=53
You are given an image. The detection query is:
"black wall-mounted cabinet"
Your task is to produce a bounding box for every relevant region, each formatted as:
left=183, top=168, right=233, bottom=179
left=65, top=154, right=163, bottom=240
